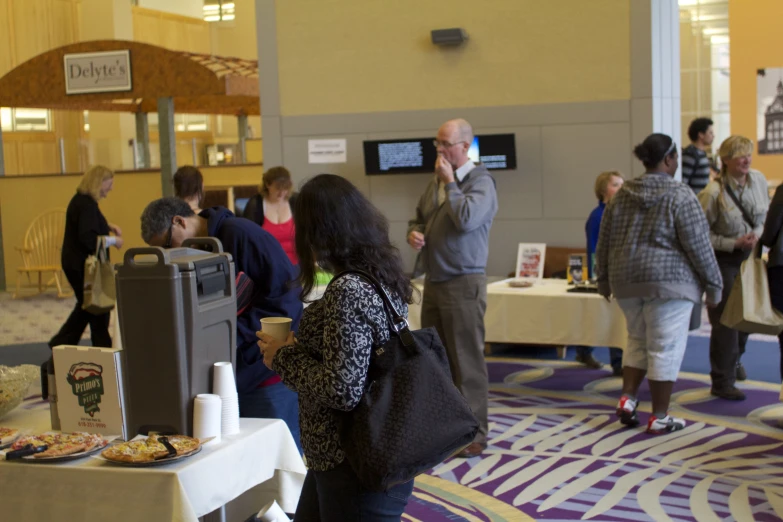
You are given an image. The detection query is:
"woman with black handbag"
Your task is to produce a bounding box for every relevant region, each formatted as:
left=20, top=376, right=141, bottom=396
left=698, top=135, right=770, bottom=400
left=256, top=174, right=417, bottom=520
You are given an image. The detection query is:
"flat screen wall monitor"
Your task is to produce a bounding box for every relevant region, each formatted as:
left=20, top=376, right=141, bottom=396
left=362, top=133, right=516, bottom=175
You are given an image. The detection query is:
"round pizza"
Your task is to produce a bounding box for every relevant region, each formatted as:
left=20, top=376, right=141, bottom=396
left=11, top=432, right=107, bottom=458
left=0, top=427, right=20, bottom=447
left=101, top=434, right=200, bottom=464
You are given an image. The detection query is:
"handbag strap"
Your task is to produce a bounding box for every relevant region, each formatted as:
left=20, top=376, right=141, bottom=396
left=724, top=183, right=756, bottom=229
left=94, top=236, right=108, bottom=261
left=329, top=269, right=415, bottom=347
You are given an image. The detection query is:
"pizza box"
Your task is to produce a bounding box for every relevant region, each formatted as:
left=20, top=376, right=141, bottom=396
left=52, top=345, right=128, bottom=441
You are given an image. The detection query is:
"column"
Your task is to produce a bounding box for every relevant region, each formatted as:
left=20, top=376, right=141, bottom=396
left=158, top=97, right=177, bottom=197
left=135, top=112, right=151, bottom=169
left=237, top=113, right=248, bottom=164
left=256, top=0, right=283, bottom=167
left=630, top=0, right=681, bottom=177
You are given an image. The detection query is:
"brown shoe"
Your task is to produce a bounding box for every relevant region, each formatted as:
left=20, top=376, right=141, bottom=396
left=456, top=442, right=487, bottom=458
left=711, top=386, right=746, bottom=401
left=736, top=363, right=747, bottom=381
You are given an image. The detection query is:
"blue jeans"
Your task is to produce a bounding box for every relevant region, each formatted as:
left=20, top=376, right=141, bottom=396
left=238, top=382, right=302, bottom=454
left=576, top=346, right=623, bottom=370
left=294, top=460, right=414, bottom=522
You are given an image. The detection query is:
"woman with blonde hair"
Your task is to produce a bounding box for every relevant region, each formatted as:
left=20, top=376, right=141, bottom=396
left=242, top=166, right=298, bottom=265
left=698, top=135, right=770, bottom=400
left=49, top=165, right=123, bottom=350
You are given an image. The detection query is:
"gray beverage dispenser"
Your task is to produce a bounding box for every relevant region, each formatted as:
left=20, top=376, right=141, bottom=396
left=115, top=238, right=237, bottom=437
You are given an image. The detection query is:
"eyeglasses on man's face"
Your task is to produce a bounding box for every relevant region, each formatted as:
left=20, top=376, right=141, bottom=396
left=433, top=139, right=466, bottom=149
left=163, top=223, right=173, bottom=249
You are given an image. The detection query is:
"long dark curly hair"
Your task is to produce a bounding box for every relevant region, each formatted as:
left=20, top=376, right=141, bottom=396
left=294, top=174, right=415, bottom=304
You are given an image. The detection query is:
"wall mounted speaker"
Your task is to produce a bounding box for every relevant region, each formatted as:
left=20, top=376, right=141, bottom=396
left=431, top=28, right=468, bottom=46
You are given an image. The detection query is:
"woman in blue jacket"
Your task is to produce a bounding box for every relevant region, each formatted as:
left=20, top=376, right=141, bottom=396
left=575, top=171, right=625, bottom=375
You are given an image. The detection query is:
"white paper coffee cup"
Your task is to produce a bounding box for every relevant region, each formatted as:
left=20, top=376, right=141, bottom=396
left=260, top=317, right=293, bottom=342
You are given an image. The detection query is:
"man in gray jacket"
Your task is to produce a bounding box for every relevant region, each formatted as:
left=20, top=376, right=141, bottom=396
left=407, top=118, right=498, bottom=458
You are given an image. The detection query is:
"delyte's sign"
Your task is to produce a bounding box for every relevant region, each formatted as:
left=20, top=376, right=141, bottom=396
left=63, top=50, right=132, bottom=94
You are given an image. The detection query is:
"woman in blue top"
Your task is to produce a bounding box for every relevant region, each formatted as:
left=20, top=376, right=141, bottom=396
left=575, top=171, right=625, bottom=375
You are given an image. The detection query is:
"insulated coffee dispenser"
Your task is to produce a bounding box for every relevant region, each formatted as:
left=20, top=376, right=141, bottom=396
left=115, top=238, right=236, bottom=436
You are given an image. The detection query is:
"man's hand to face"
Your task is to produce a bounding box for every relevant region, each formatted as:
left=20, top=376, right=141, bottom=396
left=435, top=154, right=455, bottom=184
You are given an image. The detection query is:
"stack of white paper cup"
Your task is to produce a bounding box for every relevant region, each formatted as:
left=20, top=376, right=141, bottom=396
left=193, top=394, right=222, bottom=443
left=256, top=500, right=291, bottom=522
left=213, top=362, right=240, bottom=435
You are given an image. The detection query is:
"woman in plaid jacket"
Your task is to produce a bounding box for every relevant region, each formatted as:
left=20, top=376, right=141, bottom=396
left=596, top=133, right=722, bottom=435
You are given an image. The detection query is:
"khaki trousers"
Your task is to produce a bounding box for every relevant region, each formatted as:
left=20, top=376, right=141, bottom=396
left=421, top=274, right=488, bottom=444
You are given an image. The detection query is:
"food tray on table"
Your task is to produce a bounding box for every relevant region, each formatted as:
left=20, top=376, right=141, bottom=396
left=0, top=427, right=22, bottom=450
left=4, top=432, right=111, bottom=463
left=97, top=434, right=204, bottom=467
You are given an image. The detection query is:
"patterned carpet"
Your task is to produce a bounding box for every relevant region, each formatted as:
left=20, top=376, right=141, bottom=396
left=404, top=359, right=783, bottom=522
left=0, top=292, right=109, bottom=345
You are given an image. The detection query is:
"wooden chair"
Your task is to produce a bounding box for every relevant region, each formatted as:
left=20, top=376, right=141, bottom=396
left=13, top=208, right=72, bottom=299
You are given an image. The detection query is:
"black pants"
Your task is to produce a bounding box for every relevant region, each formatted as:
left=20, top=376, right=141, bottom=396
left=706, top=250, right=749, bottom=390
left=294, top=460, right=414, bottom=522
left=49, top=267, right=112, bottom=349
left=768, top=265, right=783, bottom=381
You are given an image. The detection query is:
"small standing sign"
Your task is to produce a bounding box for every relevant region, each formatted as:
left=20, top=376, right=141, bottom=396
left=515, top=243, right=546, bottom=280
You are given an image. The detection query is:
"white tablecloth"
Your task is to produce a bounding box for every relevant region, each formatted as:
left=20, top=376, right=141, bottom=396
left=483, top=279, right=626, bottom=348
left=0, top=402, right=306, bottom=522
left=407, top=278, right=626, bottom=348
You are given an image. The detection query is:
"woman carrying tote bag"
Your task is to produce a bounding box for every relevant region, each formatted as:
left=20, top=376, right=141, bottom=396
left=256, top=174, right=476, bottom=521
left=698, top=136, right=770, bottom=400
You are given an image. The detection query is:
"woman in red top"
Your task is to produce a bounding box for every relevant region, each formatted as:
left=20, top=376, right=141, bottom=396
left=243, top=166, right=298, bottom=265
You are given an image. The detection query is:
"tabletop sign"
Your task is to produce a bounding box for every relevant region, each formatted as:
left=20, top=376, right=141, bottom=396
left=64, top=50, right=132, bottom=95
left=516, top=243, right=546, bottom=280
left=308, top=139, right=347, bottom=164
left=53, top=345, right=128, bottom=440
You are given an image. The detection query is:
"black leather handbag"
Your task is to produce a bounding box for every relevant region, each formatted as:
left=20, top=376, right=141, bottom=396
left=331, top=270, right=479, bottom=491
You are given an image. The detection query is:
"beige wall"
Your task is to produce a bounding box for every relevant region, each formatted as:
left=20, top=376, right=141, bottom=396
left=132, top=6, right=211, bottom=54
left=275, top=0, right=631, bottom=116
left=730, top=0, right=783, bottom=184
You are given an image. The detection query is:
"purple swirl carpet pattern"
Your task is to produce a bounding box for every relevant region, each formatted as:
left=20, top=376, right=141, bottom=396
left=404, top=358, right=783, bottom=522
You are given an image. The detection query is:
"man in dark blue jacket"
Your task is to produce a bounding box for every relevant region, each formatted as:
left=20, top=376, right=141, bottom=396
left=141, top=197, right=303, bottom=451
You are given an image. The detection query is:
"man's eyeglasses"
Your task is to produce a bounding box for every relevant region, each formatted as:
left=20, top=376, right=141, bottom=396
left=163, top=224, right=173, bottom=249
left=433, top=139, right=466, bottom=149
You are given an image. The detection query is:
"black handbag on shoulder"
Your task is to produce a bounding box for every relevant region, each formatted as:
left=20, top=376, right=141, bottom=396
left=330, top=270, right=479, bottom=492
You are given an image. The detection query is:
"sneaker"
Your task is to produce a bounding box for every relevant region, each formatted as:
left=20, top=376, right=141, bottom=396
left=647, top=414, right=686, bottom=435
left=616, top=395, right=639, bottom=427
left=576, top=353, right=603, bottom=369
left=736, top=363, right=747, bottom=381
left=711, top=386, right=746, bottom=401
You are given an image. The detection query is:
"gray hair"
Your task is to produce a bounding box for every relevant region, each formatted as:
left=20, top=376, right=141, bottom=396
left=140, top=197, right=195, bottom=244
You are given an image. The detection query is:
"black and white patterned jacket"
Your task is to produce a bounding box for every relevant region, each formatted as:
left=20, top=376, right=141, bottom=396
left=596, top=172, right=723, bottom=305
left=272, top=273, right=407, bottom=471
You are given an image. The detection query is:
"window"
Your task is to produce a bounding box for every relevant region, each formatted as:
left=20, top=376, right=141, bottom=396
left=149, top=113, right=210, bottom=132
left=680, top=0, right=730, bottom=153
left=0, top=108, right=51, bottom=131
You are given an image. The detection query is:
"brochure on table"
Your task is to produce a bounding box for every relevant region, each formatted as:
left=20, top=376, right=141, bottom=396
left=52, top=345, right=127, bottom=440
left=516, top=243, right=546, bottom=280
left=567, top=254, right=588, bottom=284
